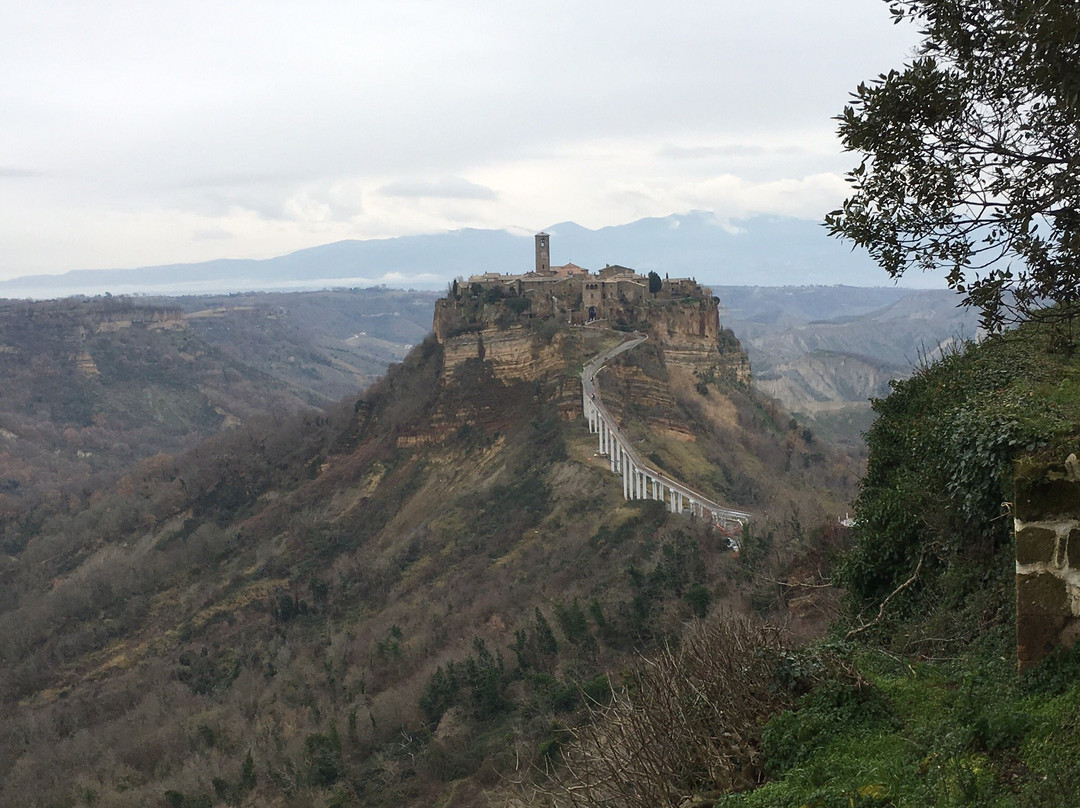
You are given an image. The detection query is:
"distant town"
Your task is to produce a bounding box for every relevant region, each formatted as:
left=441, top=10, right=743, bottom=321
left=464, top=232, right=709, bottom=324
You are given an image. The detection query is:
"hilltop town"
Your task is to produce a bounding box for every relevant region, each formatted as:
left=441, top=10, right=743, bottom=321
left=447, top=232, right=713, bottom=327
left=431, top=232, right=750, bottom=392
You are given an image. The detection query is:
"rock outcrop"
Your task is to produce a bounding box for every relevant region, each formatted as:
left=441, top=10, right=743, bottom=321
left=432, top=279, right=751, bottom=392
left=647, top=297, right=752, bottom=386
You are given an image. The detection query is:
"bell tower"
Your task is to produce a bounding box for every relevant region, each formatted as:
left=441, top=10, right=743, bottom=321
left=535, top=232, right=550, bottom=275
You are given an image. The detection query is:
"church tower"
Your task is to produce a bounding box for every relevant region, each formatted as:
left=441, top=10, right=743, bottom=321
left=535, top=232, right=550, bottom=275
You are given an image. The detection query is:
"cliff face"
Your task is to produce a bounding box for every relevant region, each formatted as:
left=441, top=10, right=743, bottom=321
left=432, top=287, right=751, bottom=392
left=753, top=350, right=902, bottom=413
left=440, top=325, right=568, bottom=383
left=646, top=298, right=752, bottom=386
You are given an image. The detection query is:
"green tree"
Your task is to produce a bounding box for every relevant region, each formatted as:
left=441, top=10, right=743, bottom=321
left=826, top=0, right=1080, bottom=331
left=304, top=728, right=342, bottom=787
left=647, top=271, right=662, bottom=294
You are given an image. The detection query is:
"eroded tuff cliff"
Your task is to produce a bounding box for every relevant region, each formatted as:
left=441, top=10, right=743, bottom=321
left=645, top=297, right=751, bottom=386
left=431, top=282, right=751, bottom=391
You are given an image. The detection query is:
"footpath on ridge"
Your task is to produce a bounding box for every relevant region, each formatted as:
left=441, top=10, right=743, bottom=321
left=580, top=332, right=752, bottom=535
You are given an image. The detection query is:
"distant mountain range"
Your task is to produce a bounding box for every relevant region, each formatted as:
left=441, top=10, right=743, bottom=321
left=0, top=212, right=943, bottom=299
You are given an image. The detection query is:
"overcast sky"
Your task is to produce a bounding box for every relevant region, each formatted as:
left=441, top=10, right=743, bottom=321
left=0, top=1, right=919, bottom=281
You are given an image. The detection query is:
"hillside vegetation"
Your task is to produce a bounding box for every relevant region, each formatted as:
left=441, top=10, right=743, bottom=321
left=149, top=288, right=440, bottom=402
left=527, top=313, right=1080, bottom=807
left=0, top=290, right=435, bottom=515
left=0, top=296, right=853, bottom=807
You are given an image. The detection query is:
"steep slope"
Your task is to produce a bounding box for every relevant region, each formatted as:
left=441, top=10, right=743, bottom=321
left=0, top=292, right=856, bottom=807
left=530, top=311, right=1080, bottom=808
left=152, top=288, right=440, bottom=402
left=716, top=287, right=980, bottom=454
left=0, top=290, right=437, bottom=518
left=0, top=297, right=318, bottom=513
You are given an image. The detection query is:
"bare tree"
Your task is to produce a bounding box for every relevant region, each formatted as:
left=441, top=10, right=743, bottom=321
left=526, top=614, right=794, bottom=808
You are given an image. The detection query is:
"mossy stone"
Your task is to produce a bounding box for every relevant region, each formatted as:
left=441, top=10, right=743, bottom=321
left=1014, top=473, right=1080, bottom=521
left=1015, top=526, right=1058, bottom=565
left=1017, top=571, right=1069, bottom=616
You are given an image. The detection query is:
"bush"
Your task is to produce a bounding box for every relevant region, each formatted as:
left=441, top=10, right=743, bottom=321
left=839, top=324, right=1079, bottom=638
left=536, top=616, right=799, bottom=806
left=761, top=678, right=897, bottom=777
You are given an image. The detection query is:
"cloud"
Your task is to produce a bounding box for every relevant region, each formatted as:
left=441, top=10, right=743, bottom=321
left=0, top=0, right=920, bottom=276
left=376, top=178, right=498, bottom=201
left=163, top=171, right=298, bottom=191
left=0, top=167, right=43, bottom=179
left=657, top=145, right=766, bottom=160
left=677, top=172, right=851, bottom=221
left=192, top=227, right=233, bottom=241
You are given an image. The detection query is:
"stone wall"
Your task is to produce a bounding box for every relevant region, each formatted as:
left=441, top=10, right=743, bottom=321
left=1015, top=454, right=1080, bottom=671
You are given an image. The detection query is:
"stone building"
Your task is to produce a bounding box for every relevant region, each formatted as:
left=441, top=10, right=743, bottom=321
left=465, top=232, right=698, bottom=322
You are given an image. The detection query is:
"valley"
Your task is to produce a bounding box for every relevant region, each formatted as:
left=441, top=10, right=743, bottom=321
left=0, top=276, right=855, bottom=807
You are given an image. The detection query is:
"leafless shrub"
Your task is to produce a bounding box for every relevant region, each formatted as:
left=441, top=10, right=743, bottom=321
left=526, top=614, right=793, bottom=808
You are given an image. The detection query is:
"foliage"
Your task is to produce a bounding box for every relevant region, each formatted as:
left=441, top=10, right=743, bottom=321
left=712, top=643, right=1080, bottom=808
left=838, top=320, right=1080, bottom=641
left=504, top=296, right=532, bottom=314
left=304, top=727, right=343, bottom=787
left=760, top=676, right=898, bottom=778
left=826, top=0, right=1080, bottom=330
left=419, top=638, right=510, bottom=724
left=648, top=271, right=663, bottom=294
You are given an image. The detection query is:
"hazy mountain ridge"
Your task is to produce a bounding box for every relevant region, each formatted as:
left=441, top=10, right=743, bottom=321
left=0, top=289, right=437, bottom=512
left=0, top=213, right=931, bottom=298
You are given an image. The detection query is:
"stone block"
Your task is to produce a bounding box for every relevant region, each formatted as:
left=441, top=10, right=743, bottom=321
left=1017, top=612, right=1069, bottom=670
left=1015, top=526, right=1058, bottom=565
left=1069, top=528, right=1080, bottom=570
left=1014, top=466, right=1080, bottom=521
left=1017, top=571, right=1068, bottom=616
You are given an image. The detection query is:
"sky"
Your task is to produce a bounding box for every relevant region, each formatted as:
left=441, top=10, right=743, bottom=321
left=0, top=1, right=920, bottom=282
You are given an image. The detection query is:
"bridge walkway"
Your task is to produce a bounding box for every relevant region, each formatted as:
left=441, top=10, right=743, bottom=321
left=580, top=332, right=752, bottom=535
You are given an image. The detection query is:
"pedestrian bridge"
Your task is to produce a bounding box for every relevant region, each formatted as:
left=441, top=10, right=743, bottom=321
left=581, top=334, right=752, bottom=535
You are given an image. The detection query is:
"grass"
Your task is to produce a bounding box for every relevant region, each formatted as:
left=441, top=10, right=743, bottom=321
left=716, top=635, right=1080, bottom=808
